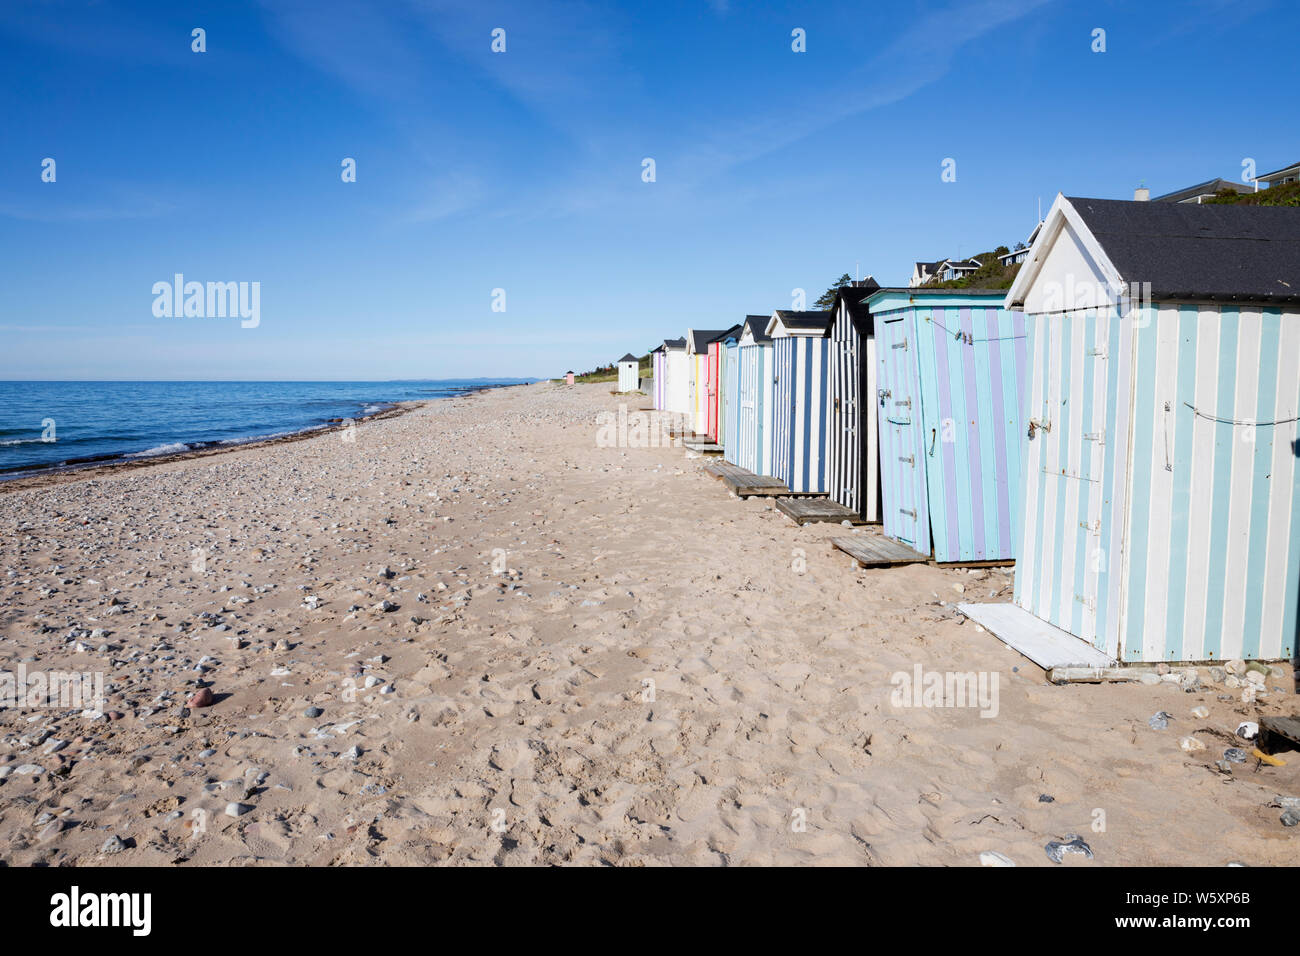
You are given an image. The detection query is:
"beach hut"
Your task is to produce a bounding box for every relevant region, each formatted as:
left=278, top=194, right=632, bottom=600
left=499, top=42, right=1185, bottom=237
left=616, top=354, right=639, bottom=393
left=732, top=316, right=775, bottom=475
left=650, top=344, right=667, bottom=409
left=707, top=325, right=742, bottom=444
left=825, top=280, right=882, bottom=521
left=686, top=328, right=727, bottom=436
left=652, top=338, right=687, bottom=412
left=767, top=310, right=834, bottom=494
left=662, top=337, right=690, bottom=419
left=723, top=336, right=741, bottom=458
left=964, top=195, right=1300, bottom=665
left=867, top=287, right=1028, bottom=563
left=565, top=371, right=574, bottom=385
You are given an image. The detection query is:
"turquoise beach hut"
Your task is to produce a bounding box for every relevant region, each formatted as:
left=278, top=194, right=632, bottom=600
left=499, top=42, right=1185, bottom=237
left=963, top=196, right=1300, bottom=666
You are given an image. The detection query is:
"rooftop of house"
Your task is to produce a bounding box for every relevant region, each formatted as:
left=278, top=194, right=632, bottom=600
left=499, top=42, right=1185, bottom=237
left=1152, top=178, right=1255, bottom=203
left=1257, top=160, right=1300, bottom=182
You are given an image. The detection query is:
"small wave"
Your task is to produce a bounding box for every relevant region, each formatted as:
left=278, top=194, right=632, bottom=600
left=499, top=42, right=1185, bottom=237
left=0, top=438, right=54, bottom=446
left=127, top=442, right=192, bottom=458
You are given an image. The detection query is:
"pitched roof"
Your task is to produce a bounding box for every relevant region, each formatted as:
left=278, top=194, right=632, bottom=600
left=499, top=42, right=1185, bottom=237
left=687, top=329, right=729, bottom=352
left=1256, top=160, right=1300, bottom=183
left=740, top=315, right=772, bottom=344
left=771, top=309, right=833, bottom=332
left=1152, top=177, right=1254, bottom=203
left=828, top=280, right=881, bottom=331
left=663, top=336, right=686, bottom=349
left=618, top=353, right=638, bottom=363
left=1066, top=196, right=1300, bottom=304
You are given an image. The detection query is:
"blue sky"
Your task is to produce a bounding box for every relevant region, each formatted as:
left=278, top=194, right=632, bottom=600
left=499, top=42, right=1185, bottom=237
left=1, top=0, right=1295, bottom=380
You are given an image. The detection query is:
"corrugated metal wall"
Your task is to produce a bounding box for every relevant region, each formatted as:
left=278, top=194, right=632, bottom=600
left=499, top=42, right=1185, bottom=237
left=773, top=336, right=830, bottom=494
left=826, top=305, right=879, bottom=522
left=1015, top=302, right=1300, bottom=662
left=736, top=343, right=773, bottom=475
left=875, top=301, right=1028, bottom=562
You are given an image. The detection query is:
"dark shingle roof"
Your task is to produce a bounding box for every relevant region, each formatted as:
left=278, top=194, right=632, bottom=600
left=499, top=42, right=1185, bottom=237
left=688, top=329, right=728, bottom=351
left=663, top=337, right=686, bottom=349
left=829, top=280, right=881, bottom=333
left=741, top=315, right=772, bottom=344
left=618, top=353, right=638, bottom=363
left=771, top=310, right=833, bottom=333
left=1067, top=197, right=1300, bottom=304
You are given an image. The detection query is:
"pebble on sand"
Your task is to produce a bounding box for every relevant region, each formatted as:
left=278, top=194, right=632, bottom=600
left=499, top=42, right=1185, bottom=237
left=188, top=687, right=215, bottom=708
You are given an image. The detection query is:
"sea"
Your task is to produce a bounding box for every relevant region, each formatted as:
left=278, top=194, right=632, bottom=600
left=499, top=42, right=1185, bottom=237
left=0, top=380, right=533, bottom=478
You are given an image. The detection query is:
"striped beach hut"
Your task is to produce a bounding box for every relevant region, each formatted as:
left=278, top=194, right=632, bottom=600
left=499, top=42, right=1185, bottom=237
left=732, top=316, right=775, bottom=475
left=660, top=338, right=690, bottom=417
left=707, top=325, right=742, bottom=444
left=825, top=280, right=882, bottom=521
left=868, top=287, right=1028, bottom=562
left=616, top=354, right=639, bottom=393
left=686, top=329, right=726, bottom=436
left=723, top=337, right=741, bottom=458
left=986, top=195, right=1300, bottom=664
left=768, top=310, right=833, bottom=494
left=650, top=343, right=668, bottom=409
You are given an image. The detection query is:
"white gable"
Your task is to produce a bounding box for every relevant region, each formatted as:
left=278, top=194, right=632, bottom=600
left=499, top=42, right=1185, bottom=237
left=1006, top=194, right=1126, bottom=315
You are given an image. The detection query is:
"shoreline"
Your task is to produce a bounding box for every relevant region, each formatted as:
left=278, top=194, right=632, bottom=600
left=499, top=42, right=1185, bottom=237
left=0, top=384, right=521, bottom=494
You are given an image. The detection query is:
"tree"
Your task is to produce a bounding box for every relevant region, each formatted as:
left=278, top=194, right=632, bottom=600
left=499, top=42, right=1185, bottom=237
left=814, top=273, right=854, bottom=310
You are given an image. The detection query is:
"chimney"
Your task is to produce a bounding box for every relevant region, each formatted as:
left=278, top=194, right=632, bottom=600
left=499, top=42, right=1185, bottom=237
left=1134, top=186, right=1150, bottom=201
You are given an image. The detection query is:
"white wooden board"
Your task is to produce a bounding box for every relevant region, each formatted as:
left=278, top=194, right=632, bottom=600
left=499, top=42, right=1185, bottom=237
left=958, top=602, right=1115, bottom=670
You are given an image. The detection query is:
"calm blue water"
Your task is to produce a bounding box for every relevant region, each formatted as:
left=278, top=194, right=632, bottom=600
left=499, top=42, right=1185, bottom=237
left=0, top=380, right=533, bottom=477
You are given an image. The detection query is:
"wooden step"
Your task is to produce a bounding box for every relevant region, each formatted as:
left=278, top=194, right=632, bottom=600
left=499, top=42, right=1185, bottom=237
left=704, top=461, right=792, bottom=497
left=830, top=533, right=928, bottom=567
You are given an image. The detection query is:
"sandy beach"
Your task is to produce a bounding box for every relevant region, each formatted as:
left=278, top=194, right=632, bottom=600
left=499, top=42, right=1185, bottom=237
left=0, top=381, right=1294, bottom=867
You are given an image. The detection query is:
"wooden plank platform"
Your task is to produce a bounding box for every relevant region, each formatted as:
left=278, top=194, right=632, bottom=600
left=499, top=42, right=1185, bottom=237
left=957, top=602, right=1115, bottom=670
left=830, top=533, right=927, bottom=566
left=777, top=496, right=864, bottom=524
left=703, top=461, right=792, bottom=497
left=683, top=438, right=723, bottom=454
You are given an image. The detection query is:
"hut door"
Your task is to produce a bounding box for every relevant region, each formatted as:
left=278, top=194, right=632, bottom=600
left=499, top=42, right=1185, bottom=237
left=877, top=316, right=929, bottom=551
left=1021, top=311, right=1108, bottom=649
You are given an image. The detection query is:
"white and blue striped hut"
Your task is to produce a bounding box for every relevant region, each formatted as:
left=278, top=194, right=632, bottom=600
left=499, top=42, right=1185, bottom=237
left=767, top=309, right=834, bottom=495
left=969, top=195, right=1300, bottom=666
left=729, top=315, right=775, bottom=475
